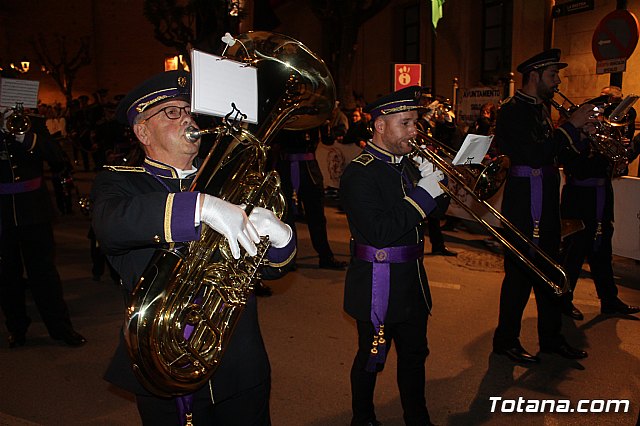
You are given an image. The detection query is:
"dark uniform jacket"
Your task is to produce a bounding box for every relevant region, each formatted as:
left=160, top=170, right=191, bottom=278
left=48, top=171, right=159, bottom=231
left=561, top=103, right=640, bottom=225
left=0, top=116, right=64, bottom=228
left=495, top=90, right=584, bottom=258
left=273, top=128, right=324, bottom=189
left=91, top=157, right=295, bottom=401
left=561, top=150, right=614, bottom=225
left=340, top=143, right=437, bottom=323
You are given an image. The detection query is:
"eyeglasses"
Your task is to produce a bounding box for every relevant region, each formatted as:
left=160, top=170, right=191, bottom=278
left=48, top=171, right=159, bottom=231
left=140, top=105, right=191, bottom=124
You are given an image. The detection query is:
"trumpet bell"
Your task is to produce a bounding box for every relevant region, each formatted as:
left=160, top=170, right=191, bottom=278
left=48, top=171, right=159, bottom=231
left=4, top=110, right=32, bottom=135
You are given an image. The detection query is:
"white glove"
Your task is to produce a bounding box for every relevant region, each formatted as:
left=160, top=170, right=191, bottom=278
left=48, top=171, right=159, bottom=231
left=201, top=194, right=260, bottom=259
left=411, top=146, right=431, bottom=172
left=416, top=160, right=445, bottom=198
left=249, top=207, right=293, bottom=248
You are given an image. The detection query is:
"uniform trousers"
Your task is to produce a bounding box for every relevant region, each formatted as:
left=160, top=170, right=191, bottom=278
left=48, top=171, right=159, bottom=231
left=426, top=217, right=445, bottom=251
left=351, top=309, right=430, bottom=426
left=135, top=380, right=271, bottom=426
left=493, top=254, right=564, bottom=351
left=281, top=162, right=334, bottom=261
left=562, top=219, right=617, bottom=302
left=0, top=222, right=73, bottom=336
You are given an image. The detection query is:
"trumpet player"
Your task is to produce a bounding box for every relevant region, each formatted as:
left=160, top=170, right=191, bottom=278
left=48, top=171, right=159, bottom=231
left=492, top=49, right=596, bottom=364
left=340, top=86, right=445, bottom=426
left=91, top=70, right=295, bottom=425
left=0, top=104, right=86, bottom=348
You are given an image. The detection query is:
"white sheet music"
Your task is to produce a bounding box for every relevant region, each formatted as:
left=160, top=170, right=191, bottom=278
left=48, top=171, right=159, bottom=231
left=190, top=49, right=258, bottom=124
left=451, top=134, right=493, bottom=165
left=0, top=78, right=40, bottom=109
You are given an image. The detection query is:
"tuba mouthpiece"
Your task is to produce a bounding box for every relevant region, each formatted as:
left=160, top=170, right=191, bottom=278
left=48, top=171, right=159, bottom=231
left=185, top=126, right=202, bottom=143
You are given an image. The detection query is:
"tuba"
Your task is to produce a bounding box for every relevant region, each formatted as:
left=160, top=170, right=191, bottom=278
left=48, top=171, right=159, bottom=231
left=126, top=31, right=336, bottom=397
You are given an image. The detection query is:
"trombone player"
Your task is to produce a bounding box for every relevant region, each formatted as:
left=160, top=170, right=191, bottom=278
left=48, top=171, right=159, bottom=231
left=492, top=49, right=596, bottom=364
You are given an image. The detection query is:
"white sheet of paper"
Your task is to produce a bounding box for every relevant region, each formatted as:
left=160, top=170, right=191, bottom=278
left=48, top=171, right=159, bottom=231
left=0, top=78, right=40, bottom=109
left=190, top=49, right=258, bottom=124
left=451, top=134, right=493, bottom=165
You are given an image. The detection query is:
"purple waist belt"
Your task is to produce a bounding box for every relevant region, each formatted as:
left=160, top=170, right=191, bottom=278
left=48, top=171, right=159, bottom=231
left=0, top=177, right=42, bottom=195
left=354, top=242, right=424, bottom=371
left=286, top=153, right=315, bottom=195
left=567, top=177, right=606, bottom=248
left=509, top=165, right=557, bottom=247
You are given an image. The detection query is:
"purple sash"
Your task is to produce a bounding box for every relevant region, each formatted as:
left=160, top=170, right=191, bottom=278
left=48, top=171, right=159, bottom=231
left=510, top=165, right=557, bottom=250
left=286, top=153, right=315, bottom=194
left=567, top=177, right=606, bottom=249
left=175, top=294, right=204, bottom=426
left=0, top=177, right=42, bottom=195
left=354, top=242, right=424, bottom=372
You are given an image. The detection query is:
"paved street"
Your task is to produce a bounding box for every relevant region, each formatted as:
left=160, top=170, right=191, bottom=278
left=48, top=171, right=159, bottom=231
left=0, top=171, right=639, bottom=426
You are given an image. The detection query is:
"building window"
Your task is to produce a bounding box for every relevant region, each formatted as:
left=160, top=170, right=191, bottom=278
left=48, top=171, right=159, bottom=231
left=481, top=0, right=512, bottom=84
left=403, top=4, right=420, bottom=62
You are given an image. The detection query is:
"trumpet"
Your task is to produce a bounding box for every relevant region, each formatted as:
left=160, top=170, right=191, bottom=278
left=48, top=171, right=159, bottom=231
left=551, top=89, right=634, bottom=176
left=408, top=137, right=569, bottom=296
left=3, top=103, right=32, bottom=135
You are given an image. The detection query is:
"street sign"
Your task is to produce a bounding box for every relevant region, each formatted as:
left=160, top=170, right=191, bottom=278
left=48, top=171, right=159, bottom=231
left=596, top=58, right=627, bottom=74
left=393, top=64, right=422, bottom=91
left=552, top=0, right=594, bottom=18
left=592, top=9, right=639, bottom=61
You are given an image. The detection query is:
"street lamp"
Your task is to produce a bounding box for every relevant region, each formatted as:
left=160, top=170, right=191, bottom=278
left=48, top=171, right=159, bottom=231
left=10, top=58, right=30, bottom=74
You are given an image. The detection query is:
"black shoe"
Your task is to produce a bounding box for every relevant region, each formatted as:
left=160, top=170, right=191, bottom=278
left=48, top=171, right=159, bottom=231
left=8, top=333, right=26, bottom=348
left=319, top=257, right=347, bottom=270
left=601, top=298, right=640, bottom=315
left=430, top=247, right=457, bottom=257
left=541, top=342, right=588, bottom=359
left=51, top=329, right=87, bottom=347
left=562, top=302, right=584, bottom=320
left=254, top=282, right=273, bottom=297
left=493, top=346, right=540, bottom=364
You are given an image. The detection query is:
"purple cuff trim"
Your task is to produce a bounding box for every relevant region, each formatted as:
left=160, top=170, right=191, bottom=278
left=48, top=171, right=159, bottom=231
left=407, top=186, right=437, bottom=217
left=266, top=234, right=296, bottom=263
left=0, top=177, right=42, bottom=195
left=170, top=192, right=200, bottom=242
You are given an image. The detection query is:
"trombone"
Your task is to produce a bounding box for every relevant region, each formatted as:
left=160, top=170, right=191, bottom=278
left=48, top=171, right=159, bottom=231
left=409, top=132, right=570, bottom=296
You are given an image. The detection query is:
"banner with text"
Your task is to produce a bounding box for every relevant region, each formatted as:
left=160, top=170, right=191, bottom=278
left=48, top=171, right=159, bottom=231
left=457, top=86, right=503, bottom=128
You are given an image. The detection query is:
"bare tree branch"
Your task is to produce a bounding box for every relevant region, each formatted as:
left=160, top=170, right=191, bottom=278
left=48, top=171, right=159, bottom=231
left=31, top=33, right=92, bottom=104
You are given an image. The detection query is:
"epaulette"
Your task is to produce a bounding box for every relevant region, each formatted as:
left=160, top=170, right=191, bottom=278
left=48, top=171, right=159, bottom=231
left=352, top=153, right=374, bottom=166
left=103, top=165, right=147, bottom=173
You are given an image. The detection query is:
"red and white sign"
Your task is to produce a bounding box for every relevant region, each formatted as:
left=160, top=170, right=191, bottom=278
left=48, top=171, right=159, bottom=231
left=592, top=9, right=639, bottom=61
left=394, top=64, right=422, bottom=91
left=596, top=57, right=627, bottom=74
